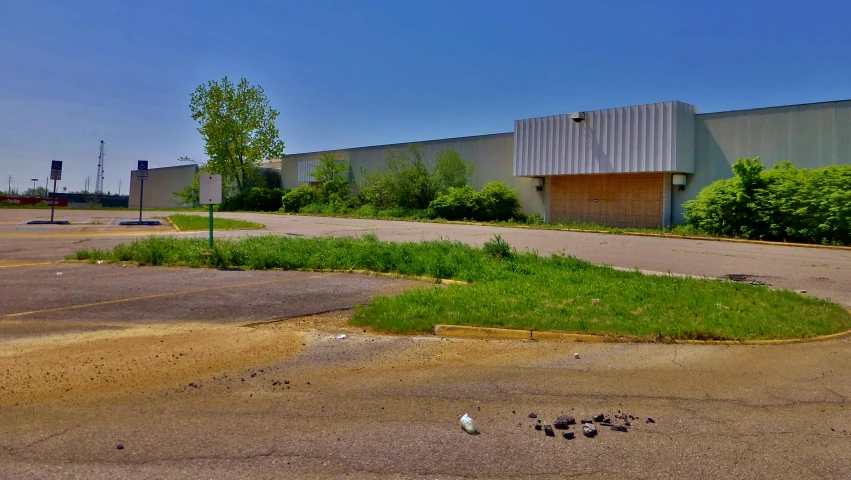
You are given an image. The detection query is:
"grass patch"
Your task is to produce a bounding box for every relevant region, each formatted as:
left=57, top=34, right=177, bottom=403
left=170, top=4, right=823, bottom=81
left=168, top=214, right=265, bottom=231
left=72, top=234, right=851, bottom=341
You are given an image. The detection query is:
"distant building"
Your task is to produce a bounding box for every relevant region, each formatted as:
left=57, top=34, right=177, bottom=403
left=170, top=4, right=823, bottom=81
left=129, top=164, right=198, bottom=209
left=279, top=99, right=851, bottom=228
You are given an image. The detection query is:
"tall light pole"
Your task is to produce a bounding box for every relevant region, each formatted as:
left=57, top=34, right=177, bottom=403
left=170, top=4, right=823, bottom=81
left=31, top=178, right=38, bottom=192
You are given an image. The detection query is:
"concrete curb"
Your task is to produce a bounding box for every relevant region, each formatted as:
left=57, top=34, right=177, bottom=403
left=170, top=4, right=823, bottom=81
left=433, top=324, right=851, bottom=345
left=166, top=216, right=182, bottom=232
left=313, top=269, right=470, bottom=286
left=433, top=325, right=531, bottom=340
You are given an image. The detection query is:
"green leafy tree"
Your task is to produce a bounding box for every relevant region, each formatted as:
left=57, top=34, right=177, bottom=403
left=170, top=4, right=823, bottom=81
left=189, top=77, right=285, bottom=193
left=311, top=151, right=353, bottom=204
left=432, top=149, right=474, bottom=191
left=312, top=151, right=350, bottom=183
left=24, top=186, right=49, bottom=198
left=173, top=156, right=206, bottom=206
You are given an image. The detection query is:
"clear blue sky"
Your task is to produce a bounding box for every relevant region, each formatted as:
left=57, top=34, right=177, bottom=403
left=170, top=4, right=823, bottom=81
left=1, top=0, right=849, bottom=193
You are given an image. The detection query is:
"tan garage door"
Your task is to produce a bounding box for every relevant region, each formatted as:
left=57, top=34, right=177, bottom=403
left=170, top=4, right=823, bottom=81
left=550, top=173, right=663, bottom=229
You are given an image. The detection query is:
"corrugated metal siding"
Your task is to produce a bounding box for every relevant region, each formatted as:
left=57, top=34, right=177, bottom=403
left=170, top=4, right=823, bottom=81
left=297, top=160, right=320, bottom=183
left=514, top=101, right=698, bottom=176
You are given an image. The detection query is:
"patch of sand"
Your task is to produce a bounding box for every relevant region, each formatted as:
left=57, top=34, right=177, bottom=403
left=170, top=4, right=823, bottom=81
left=0, top=323, right=303, bottom=406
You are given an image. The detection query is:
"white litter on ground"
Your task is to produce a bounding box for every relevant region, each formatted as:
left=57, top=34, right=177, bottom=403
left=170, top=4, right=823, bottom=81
left=459, top=413, right=478, bottom=434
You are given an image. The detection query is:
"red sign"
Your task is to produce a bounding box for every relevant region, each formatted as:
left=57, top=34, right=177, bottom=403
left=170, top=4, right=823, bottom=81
left=0, top=196, right=69, bottom=207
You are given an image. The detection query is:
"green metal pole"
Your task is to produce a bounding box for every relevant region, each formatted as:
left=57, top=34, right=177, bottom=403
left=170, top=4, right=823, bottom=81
left=208, top=204, right=214, bottom=249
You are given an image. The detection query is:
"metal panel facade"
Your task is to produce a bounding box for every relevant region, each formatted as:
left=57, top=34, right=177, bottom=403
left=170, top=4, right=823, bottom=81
left=297, top=160, right=320, bottom=183
left=514, top=101, right=698, bottom=176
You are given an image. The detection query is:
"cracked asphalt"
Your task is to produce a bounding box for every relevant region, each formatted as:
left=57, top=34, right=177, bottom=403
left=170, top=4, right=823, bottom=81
left=2, top=209, right=849, bottom=306
left=1, top=209, right=850, bottom=478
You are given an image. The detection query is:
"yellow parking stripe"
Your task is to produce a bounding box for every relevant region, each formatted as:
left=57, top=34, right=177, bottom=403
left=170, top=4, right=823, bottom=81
left=0, top=262, right=54, bottom=268
left=4, top=273, right=338, bottom=318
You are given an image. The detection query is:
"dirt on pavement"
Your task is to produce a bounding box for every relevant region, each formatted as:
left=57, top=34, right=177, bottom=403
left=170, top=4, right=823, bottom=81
left=2, top=210, right=851, bottom=478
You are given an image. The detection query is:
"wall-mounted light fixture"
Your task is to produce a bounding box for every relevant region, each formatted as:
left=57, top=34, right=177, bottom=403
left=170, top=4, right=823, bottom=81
left=569, top=112, right=586, bottom=123
left=534, top=177, right=544, bottom=191
left=672, top=174, right=687, bottom=191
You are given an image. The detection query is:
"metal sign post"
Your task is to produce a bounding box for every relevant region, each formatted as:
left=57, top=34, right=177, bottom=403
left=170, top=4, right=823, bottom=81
left=49, top=160, right=61, bottom=222
left=199, top=174, right=223, bottom=249
left=137, top=160, right=148, bottom=222
left=119, top=161, right=160, bottom=226
left=27, top=161, right=70, bottom=225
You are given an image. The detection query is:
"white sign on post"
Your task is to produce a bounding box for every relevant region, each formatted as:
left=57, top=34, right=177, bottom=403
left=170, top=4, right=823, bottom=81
left=199, top=174, right=223, bottom=205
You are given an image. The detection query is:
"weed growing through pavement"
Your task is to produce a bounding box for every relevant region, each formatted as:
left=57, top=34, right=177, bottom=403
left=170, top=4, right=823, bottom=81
left=72, top=234, right=851, bottom=341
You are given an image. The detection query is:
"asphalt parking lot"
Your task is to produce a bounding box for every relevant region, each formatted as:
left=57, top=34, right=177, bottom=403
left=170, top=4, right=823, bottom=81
left=3, top=208, right=849, bottom=307
left=1, top=209, right=850, bottom=478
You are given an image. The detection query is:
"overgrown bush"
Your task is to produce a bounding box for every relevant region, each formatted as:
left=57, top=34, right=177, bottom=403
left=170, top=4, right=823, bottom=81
left=312, top=152, right=355, bottom=205
left=358, top=145, right=474, bottom=209
left=428, top=185, right=477, bottom=220
left=428, top=181, right=521, bottom=222
left=525, top=213, right=545, bottom=225
left=684, top=158, right=851, bottom=245
left=281, top=185, right=318, bottom=212
left=219, top=186, right=286, bottom=212
left=482, top=234, right=514, bottom=260
left=474, top=181, right=520, bottom=221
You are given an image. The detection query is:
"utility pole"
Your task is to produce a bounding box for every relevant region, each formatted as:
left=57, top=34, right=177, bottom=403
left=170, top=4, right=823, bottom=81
left=95, top=140, right=105, bottom=194
left=31, top=178, right=38, bottom=193
left=118, top=179, right=122, bottom=196
left=7, top=175, right=11, bottom=194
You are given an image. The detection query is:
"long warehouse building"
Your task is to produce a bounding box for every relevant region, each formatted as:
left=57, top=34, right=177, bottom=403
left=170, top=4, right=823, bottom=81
left=280, top=99, right=851, bottom=228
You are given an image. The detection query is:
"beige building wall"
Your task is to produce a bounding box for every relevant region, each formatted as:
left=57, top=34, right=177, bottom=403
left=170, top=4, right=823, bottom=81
left=279, top=133, right=545, bottom=216
left=128, top=164, right=198, bottom=209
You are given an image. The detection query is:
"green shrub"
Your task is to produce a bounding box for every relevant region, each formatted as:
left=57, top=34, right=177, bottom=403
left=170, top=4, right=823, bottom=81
left=355, top=204, right=379, bottom=217
left=684, top=158, right=851, bottom=245
left=525, top=213, right=545, bottom=225
left=429, top=185, right=477, bottom=220
left=311, top=152, right=355, bottom=205
left=219, top=187, right=287, bottom=212
left=474, top=181, right=521, bottom=222
left=281, top=185, right=319, bottom=212
left=482, top=234, right=514, bottom=260
left=358, top=145, right=474, bottom=210
left=428, top=181, right=521, bottom=222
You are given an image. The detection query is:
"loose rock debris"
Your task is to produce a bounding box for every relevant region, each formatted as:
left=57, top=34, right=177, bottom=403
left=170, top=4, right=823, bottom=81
left=723, top=273, right=769, bottom=286
left=553, top=415, right=576, bottom=429
left=525, top=410, right=655, bottom=440
left=462, top=410, right=655, bottom=438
